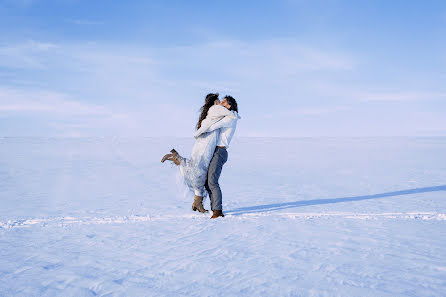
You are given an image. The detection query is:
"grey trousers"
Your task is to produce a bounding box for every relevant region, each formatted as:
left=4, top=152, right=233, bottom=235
left=205, top=147, right=228, bottom=211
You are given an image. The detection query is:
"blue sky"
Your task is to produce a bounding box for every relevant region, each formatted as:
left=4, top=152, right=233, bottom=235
left=0, top=0, right=445, bottom=137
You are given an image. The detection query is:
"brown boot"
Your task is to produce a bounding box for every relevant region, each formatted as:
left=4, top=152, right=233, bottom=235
left=211, top=210, right=224, bottom=219
left=161, top=153, right=173, bottom=163
left=161, top=149, right=181, bottom=165
left=192, top=195, right=208, bottom=213
left=169, top=149, right=181, bottom=165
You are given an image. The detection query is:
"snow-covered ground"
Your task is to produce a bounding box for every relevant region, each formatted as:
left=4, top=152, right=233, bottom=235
left=1, top=137, right=445, bottom=297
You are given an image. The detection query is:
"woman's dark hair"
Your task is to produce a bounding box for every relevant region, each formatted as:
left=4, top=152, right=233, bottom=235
left=196, top=93, right=219, bottom=130
left=224, top=95, right=238, bottom=113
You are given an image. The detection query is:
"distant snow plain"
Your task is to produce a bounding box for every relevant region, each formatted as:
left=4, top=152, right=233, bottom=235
left=1, top=137, right=445, bottom=297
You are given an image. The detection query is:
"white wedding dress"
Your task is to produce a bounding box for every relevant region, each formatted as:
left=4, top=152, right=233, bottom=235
left=178, top=105, right=239, bottom=197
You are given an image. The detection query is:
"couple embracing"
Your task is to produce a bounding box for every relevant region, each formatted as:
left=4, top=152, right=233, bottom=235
left=161, top=93, right=240, bottom=219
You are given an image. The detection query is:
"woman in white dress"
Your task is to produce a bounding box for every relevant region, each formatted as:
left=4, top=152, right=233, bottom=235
left=161, top=93, right=239, bottom=212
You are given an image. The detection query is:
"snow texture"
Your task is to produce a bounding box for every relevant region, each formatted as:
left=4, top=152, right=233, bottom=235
left=1, top=137, right=445, bottom=297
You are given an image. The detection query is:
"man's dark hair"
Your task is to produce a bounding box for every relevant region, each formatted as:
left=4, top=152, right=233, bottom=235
left=224, top=95, right=238, bottom=113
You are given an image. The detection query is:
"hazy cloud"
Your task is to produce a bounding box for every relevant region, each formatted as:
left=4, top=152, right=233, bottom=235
left=0, top=87, right=117, bottom=116
left=357, top=91, right=446, bottom=102
left=1, top=38, right=445, bottom=136
left=68, top=19, right=105, bottom=25
left=0, top=41, right=58, bottom=69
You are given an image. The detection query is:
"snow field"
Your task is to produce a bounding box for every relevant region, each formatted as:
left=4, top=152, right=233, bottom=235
left=1, top=137, right=445, bottom=296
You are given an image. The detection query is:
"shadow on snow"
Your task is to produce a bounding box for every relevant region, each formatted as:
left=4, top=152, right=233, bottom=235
left=226, top=185, right=446, bottom=216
